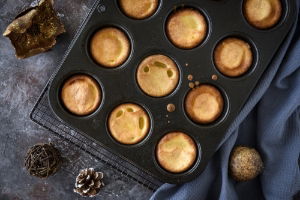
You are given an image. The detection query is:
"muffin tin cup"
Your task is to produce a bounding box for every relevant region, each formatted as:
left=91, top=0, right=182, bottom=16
left=48, top=0, right=297, bottom=183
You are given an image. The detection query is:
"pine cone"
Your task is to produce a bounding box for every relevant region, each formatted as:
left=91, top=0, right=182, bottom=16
left=74, top=168, right=104, bottom=197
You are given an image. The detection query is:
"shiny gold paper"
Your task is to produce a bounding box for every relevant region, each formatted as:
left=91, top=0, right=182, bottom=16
left=3, top=0, right=65, bottom=59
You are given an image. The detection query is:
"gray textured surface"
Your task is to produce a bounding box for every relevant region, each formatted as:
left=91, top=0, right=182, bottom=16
left=0, top=0, right=153, bottom=199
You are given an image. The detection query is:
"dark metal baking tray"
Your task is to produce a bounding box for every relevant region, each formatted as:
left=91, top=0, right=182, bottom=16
left=48, top=0, right=297, bottom=183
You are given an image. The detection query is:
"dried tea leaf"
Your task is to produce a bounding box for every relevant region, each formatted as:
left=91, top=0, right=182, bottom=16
left=3, top=0, right=65, bottom=59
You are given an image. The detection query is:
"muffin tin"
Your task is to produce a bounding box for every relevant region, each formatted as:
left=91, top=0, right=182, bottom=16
left=49, top=0, right=297, bottom=183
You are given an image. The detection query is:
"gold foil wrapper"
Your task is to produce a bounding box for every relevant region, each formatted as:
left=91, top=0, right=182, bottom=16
left=3, top=0, right=65, bottom=59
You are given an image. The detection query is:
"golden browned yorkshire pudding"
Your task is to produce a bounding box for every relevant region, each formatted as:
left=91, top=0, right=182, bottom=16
left=108, top=103, right=150, bottom=145
left=214, top=37, right=253, bottom=77
left=156, top=132, right=197, bottom=173
left=185, top=85, right=224, bottom=124
left=90, top=27, right=130, bottom=68
left=61, top=75, right=101, bottom=116
left=137, top=54, right=179, bottom=97
left=243, top=0, right=282, bottom=29
left=119, top=0, right=159, bottom=19
left=166, top=8, right=207, bottom=49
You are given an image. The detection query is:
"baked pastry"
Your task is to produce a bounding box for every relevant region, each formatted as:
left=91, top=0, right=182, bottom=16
left=214, top=37, right=253, bottom=77
left=61, top=75, right=101, bottom=116
left=166, top=8, right=207, bottom=49
left=185, top=85, right=224, bottom=124
left=90, top=27, right=130, bottom=68
left=137, top=54, right=179, bottom=97
left=108, top=103, right=150, bottom=145
left=243, top=0, right=282, bottom=29
left=156, top=132, right=197, bottom=173
left=119, top=0, right=159, bottom=19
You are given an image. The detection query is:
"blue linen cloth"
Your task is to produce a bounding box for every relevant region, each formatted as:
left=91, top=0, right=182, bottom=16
left=151, top=1, right=300, bottom=199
